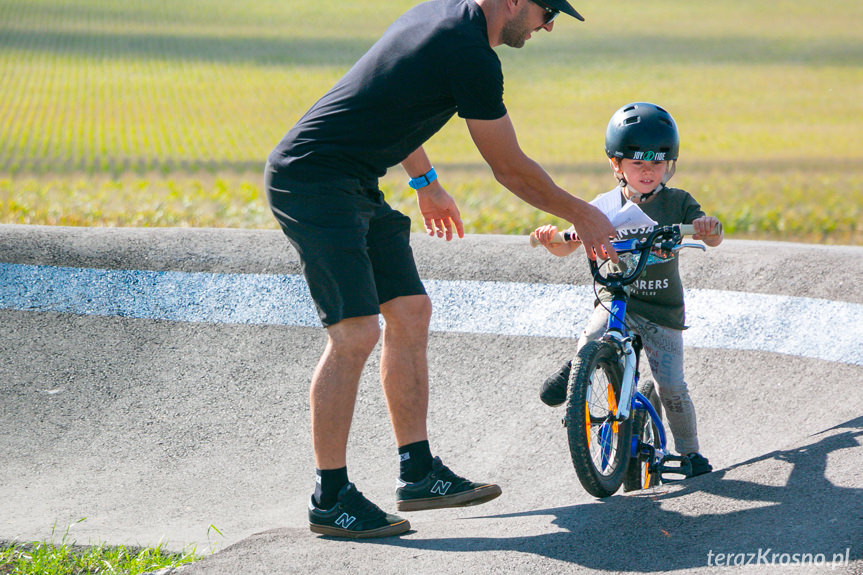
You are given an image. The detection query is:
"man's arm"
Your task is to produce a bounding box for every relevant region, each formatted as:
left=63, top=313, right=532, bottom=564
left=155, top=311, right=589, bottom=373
left=466, top=114, right=617, bottom=261
left=401, top=147, right=465, bottom=241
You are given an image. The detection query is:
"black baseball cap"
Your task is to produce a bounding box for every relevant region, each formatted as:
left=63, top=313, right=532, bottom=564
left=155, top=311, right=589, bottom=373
left=543, top=0, right=585, bottom=21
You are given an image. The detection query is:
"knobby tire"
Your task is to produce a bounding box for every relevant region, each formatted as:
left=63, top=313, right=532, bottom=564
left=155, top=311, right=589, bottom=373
left=565, top=339, right=632, bottom=498
left=623, top=378, right=662, bottom=492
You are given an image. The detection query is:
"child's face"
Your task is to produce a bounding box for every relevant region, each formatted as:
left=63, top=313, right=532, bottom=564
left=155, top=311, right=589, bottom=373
left=613, top=159, right=669, bottom=195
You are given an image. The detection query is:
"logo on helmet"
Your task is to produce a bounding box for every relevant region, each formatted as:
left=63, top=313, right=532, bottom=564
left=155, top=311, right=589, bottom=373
left=633, top=151, right=666, bottom=161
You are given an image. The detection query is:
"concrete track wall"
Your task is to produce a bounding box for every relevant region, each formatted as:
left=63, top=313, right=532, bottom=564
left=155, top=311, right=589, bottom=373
left=1, top=225, right=860, bottom=574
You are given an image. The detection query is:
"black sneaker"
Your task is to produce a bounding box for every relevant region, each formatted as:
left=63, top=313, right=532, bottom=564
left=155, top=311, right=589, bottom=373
left=396, top=457, right=502, bottom=512
left=308, top=482, right=410, bottom=538
left=539, top=360, right=571, bottom=406
left=686, top=452, right=713, bottom=477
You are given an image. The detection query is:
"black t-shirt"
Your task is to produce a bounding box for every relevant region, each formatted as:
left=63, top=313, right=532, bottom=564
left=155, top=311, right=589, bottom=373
left=269, top=0, right=507, bottom=184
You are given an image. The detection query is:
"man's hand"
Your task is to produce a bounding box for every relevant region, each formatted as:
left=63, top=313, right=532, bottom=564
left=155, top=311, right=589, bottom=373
left=416, top=183, right=465, bottom=241
left=571, top=202, right=618, bottom=262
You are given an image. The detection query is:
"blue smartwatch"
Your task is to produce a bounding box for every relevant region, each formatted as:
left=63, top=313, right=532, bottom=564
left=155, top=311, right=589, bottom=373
left=408, top=167, right=437, bottom=190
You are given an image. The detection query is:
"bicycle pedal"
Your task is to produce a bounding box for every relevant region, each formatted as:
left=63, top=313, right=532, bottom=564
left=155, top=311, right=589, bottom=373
left=631, top=439, right=656, bottom=460
left=655, top=454, right=693, bottom=483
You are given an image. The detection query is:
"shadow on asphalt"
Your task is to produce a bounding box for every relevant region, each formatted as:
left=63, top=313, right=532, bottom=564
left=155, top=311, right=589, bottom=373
left=373, top=416, right=863, bottom=572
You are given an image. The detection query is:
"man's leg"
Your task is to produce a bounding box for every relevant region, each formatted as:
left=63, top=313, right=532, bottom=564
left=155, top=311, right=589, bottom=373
left=311, top=315, right=380, bottom=470
left=306, top=314, right=411, bottom=538
left=379, top=294, right=431, bottom=448
left=266, top=175, right=412, bottom=536
left=380, top=294, right=502, bottom=511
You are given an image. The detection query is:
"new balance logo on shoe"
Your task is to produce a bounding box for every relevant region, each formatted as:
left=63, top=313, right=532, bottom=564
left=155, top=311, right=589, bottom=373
left=430, top=480, right=452, bottom=495
left=395, top=457, right=502, bottom=512
left=335, top=513, right=356, bottom=529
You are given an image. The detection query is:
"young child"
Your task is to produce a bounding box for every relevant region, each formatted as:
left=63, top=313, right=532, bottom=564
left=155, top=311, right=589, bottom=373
left=532, top=102, right=722, bottom=477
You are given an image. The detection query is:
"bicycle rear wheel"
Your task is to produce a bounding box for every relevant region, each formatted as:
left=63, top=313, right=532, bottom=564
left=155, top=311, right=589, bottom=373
left=623, top=378, right=662, bottom=492
left=565, top=339, right=632, bottom=498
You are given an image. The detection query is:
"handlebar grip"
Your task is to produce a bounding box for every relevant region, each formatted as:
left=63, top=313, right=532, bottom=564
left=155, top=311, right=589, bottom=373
left=529, top=231, right=575, bottom=248
left=677, top=222, right=723, bottom=237
left=677, top=224, right=696, bottom=236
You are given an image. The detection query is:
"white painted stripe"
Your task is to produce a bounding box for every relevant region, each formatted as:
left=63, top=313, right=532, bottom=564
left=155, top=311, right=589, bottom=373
left=2, top=263, right=862, bottom=366
left=0, top=263, right=321, bottom=326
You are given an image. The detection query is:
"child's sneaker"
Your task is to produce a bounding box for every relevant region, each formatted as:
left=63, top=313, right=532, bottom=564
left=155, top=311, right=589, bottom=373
left=309, top=482, right=410, bottom=538
left=686, top=452, right=713, bottom=477
left=396, top=457, right=502, bottom=511
left=539, top=360, right=571, bottom=406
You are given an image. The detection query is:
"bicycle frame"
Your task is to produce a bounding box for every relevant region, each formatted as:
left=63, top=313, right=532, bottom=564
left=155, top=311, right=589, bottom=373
left=599, top=280, right=669, bottom=456
left=591, top=227, right=704, bottom=481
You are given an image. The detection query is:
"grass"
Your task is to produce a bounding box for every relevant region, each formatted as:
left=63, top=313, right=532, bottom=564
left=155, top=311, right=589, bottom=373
left=1, top=0, right=862, bottom=243
left=0, top=520, right=204, bottom=575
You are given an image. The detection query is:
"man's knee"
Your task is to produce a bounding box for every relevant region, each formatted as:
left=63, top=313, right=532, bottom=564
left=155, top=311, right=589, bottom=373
left=327, top=315, right=381, bottom=358
left=381, top=294, right=432, bottom=331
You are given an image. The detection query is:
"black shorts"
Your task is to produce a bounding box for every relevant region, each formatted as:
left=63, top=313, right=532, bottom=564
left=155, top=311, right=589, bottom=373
left=265, top=167, right=426, bottom=327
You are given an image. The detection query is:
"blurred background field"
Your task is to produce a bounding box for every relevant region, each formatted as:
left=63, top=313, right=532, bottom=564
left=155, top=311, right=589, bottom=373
left=1, top=0, right=861, bottom=243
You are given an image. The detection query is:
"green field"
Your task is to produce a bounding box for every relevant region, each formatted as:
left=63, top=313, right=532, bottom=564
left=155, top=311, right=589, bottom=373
left=1, top=0, right=862, bottom=243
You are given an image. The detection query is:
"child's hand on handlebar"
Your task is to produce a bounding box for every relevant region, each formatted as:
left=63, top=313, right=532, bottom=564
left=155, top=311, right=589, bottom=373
left=532, top=224, right=562, bottom=245
left=691, top=216, right=723, bottom=247
left=532, top=224, right=581, bottom=257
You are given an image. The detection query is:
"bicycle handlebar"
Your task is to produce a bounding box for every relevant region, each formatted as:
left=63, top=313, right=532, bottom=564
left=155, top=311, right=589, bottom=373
left=591, top=223, right=721, bottom=287
left=529, top=223, right=722, bottom=287
left=528, top=222, right=721, bottom=248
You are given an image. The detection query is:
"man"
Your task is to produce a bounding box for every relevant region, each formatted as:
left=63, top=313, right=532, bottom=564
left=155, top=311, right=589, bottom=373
left=265, top=0, right=617, bottom=539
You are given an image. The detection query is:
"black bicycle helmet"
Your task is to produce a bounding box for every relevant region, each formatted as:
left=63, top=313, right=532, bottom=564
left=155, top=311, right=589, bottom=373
left=605, top=102, right=679, bottom=162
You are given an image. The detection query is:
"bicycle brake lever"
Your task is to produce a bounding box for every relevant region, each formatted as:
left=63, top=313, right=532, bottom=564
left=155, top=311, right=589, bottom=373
left=672, top=243, right=707, bottom=253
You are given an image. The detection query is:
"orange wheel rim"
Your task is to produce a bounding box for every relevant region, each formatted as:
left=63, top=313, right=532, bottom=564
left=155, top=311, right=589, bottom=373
left=607, top=384, right=619, bottom=433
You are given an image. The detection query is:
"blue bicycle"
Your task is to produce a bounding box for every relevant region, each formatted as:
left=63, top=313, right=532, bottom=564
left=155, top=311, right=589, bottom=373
left=532, top=223, right=711, bottom=497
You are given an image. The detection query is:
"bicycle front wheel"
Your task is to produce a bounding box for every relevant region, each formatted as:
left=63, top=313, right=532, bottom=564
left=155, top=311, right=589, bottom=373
left=565, top=339, right=632, bottom=498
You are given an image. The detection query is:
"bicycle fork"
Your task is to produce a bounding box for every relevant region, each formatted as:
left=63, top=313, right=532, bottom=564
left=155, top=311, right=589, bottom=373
left=593, top=331, right=638, bottom=471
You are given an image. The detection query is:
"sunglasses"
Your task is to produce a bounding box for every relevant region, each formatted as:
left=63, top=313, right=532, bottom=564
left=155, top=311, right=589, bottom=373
left=530, top=0, right=559, bottom=25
